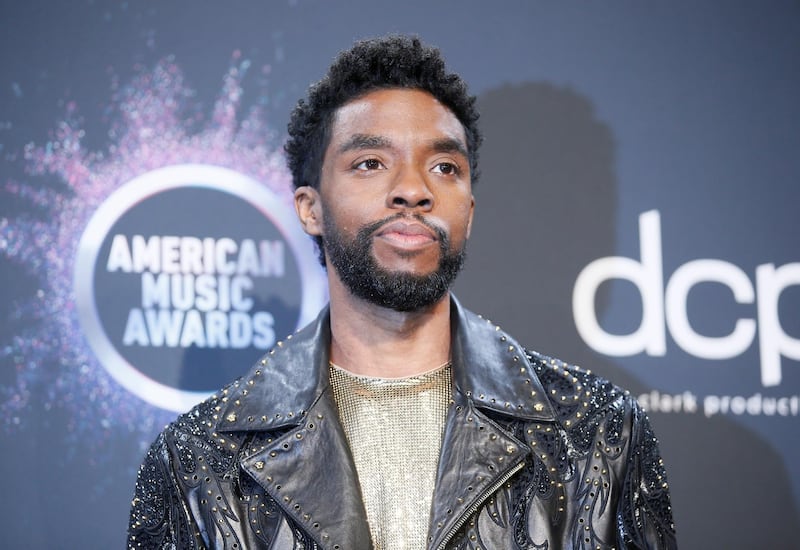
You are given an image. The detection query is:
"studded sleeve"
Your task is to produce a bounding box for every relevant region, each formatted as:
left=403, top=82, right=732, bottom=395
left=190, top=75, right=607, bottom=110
left=616, top=400, right=678, bottom=549
left=127, top=433, right=204, bottom=550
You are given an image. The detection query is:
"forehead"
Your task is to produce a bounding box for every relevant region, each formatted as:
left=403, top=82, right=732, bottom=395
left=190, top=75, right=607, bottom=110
left=328, top=88, right=467, bottom=148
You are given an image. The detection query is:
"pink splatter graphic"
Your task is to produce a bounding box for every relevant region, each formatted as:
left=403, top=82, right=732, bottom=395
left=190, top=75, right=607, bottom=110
left=0, top=55, right=292, bottom=448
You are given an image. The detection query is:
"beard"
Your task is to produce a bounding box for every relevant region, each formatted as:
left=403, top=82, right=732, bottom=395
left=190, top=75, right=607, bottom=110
left=322, top=212, right=466, bottom=312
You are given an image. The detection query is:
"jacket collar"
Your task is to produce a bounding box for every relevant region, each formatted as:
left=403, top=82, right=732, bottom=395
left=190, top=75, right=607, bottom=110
left=218, top=296, right=556, bottom=549
left=218, top=296, right=555, bottom=433
left=449, top=297, right=556, bottom=421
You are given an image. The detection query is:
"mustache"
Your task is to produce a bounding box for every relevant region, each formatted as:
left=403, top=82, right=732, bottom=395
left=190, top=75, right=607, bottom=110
left=360, top=212, right=448, bottom=243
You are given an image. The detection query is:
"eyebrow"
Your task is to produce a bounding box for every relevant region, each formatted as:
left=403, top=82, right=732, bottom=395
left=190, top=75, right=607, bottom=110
left=430, top=137, right=469, bottom=159
left=337, top=134, right=393, bottom=154
left=336, top=133, right=469, bottom=159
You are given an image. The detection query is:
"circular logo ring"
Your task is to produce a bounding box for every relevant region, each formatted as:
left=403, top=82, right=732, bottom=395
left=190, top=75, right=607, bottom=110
left=74, top=164, right=326, bottom=412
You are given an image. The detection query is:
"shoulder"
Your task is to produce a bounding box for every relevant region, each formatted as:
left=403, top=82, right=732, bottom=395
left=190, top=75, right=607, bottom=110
left=146, top=379, right=249, bottom=471
left=524, top=349, right=648, bottom=443
left=524, top=350, right=677, bottom=547
left=527, top=349, right=630, bottom=406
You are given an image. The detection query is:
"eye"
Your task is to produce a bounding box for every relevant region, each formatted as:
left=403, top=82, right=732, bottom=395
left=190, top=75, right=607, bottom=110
left=432, top=162, right=460, bottom=176
left=354, top=158, right=384, bottom=171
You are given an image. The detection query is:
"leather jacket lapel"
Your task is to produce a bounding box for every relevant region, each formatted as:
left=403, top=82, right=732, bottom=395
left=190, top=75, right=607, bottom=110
left=219, top=308, right=372, bottom=548
left=240, top=392, right=372, bottom=549
left=216, top=297, right=558, bottom=548
left=449, top=298, right=555, bottom=422
left=425, top=299, right=558, bottom=548
left=428, top=395, right=529, bottom=549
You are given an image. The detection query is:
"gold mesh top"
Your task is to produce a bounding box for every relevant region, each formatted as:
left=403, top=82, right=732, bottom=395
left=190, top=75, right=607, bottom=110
left=329, top=362, right=452, bottom=550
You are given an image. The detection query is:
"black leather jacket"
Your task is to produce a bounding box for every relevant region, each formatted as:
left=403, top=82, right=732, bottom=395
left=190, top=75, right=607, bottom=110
left=128, top=299, right=676, bottom=549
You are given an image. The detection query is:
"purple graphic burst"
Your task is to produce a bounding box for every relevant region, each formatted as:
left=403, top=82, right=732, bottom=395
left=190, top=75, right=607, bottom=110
left=0, top=54, right=293, bottom=454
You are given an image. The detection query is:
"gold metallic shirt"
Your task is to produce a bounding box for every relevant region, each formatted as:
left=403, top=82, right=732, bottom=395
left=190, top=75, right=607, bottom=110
left=329, top=362, right=452, bottom=550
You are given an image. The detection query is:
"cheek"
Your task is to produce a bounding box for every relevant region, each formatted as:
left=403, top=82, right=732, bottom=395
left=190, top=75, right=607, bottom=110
left=454, top=200, right=474, bottom=232
left=444, top=213, right=472, bottom=249
left=321, top=204, right=362, bottom=238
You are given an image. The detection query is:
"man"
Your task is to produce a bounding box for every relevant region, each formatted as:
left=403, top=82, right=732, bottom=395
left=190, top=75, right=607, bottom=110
left=128, top=36, right=676, bottom=549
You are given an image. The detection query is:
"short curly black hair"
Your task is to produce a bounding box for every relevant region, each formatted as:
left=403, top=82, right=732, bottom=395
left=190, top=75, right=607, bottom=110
left=285, top=35, right=482, bottom=194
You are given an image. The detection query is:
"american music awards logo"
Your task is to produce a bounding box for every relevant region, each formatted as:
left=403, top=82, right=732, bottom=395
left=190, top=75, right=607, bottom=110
left=74, top=165, right=325, bottom=412
left=0, top=56, right=326, bottom=434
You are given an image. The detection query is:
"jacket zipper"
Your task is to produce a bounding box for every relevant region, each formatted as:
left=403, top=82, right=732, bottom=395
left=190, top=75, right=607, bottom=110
left=435, top=460, right=526, bottom=550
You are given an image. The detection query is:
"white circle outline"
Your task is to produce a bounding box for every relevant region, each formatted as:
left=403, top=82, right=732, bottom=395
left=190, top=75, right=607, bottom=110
left=74, top=164, right=326, bottom=413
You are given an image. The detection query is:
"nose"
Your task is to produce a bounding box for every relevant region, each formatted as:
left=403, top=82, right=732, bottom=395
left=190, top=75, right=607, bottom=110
left=387, top=167, right=434, bottom=211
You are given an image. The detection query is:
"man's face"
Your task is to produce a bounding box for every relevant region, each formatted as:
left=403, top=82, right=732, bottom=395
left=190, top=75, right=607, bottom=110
left=304, top=88, right=475, bottom=311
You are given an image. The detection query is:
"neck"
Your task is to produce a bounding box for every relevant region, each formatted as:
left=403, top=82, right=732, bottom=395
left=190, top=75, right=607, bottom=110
left=327, top=275, right=452, bottom=378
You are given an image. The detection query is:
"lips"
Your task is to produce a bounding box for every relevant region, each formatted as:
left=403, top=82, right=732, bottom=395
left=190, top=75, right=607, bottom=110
left=374, top=219, right=438, bottom=248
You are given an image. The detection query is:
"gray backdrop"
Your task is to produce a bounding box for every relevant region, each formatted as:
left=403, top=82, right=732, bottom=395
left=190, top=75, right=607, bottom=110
left=1, top=1, right=798, bottom=548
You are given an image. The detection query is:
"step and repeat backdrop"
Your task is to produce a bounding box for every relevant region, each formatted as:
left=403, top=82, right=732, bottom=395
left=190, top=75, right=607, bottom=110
left=1, top=2, right=798, bottom=548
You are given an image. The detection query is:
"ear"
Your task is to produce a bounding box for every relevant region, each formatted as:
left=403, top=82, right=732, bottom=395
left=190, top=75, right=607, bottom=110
left=465, top=194, right=475, bottom=239
left=294, top=186, right=324, bottom=236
